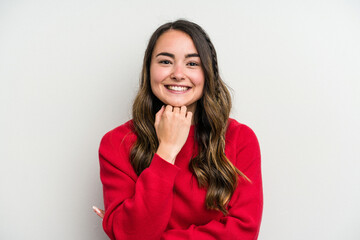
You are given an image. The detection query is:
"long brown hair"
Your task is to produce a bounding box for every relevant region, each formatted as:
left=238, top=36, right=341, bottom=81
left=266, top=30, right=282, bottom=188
left=130, top=19, right=248, bottom=214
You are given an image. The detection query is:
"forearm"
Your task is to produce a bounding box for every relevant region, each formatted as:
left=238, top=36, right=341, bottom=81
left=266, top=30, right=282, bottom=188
left=102, top=154, right=180, bottom=240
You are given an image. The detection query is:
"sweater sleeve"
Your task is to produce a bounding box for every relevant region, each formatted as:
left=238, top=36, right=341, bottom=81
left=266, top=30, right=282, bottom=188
left=99, top=129, right=181, bottom=240
left=160, top=124, right=263, bottom=240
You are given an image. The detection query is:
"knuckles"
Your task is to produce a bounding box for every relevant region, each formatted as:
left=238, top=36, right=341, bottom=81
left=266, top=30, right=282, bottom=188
left=156, top=105, right=192, bottom=126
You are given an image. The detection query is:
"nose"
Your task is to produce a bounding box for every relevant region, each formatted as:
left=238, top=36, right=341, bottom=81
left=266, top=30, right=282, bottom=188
left=170, top=63, right=185, bottom=81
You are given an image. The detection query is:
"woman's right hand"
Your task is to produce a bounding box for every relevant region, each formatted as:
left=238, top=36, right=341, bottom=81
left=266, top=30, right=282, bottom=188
left=154, top=105, right=192, bottom=164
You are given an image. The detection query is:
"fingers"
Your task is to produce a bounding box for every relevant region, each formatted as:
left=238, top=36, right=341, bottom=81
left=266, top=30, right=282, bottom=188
left=178, top=106, right=192, bottom=122
left=162, top=105, right=183, bottom=116
left=155, top=105, right=165, bottom=127
left=180, top=106, right=187, bottom=115
left=173, top=106, right=180, bottom=114
left=92, top=206, right=105, bottom=219
left=165, top=105, right=173, bottom=112
left=156, top=105, right=191, bottom=121
left=185, top=110, right=192, bottom=121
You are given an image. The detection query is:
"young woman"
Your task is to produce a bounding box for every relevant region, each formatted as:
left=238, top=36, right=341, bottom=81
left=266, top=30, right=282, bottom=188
left=95, top=19, right=263, bottom=240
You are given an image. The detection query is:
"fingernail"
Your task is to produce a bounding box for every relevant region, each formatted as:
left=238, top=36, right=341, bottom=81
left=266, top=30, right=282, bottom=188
left=92, top=206, right=100, bottom=213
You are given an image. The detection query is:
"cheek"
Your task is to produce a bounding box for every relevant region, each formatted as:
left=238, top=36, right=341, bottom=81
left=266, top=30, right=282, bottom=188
left=150, top=64, right=168, bottom=85
left=191, top=71, right=205, bottom=88
left=198, top=83, right=205, bottom=97
left=149, top=65, right=166, bottom=99
left=190, top=74, right=205, bottom=99
left=196, top=73, right=205, bottom=97
left=149, top=65, right=157, bottom=85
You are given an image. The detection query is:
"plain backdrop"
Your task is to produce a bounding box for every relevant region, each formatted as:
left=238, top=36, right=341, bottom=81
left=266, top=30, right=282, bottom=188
left=1, top=0, right=359, bottom=239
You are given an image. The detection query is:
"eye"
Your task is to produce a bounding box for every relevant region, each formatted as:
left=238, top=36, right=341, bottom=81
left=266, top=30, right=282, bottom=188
left=187, top=62, right=199, bottom=67
left=159, top=60, right=171, bottom=65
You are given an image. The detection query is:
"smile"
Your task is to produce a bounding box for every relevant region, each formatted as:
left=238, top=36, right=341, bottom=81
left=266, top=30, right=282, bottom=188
left=165, top=85, right=190, bottom=92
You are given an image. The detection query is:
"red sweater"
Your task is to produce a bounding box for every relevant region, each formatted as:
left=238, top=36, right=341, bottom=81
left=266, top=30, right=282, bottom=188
left=99, top=118, right=263, bottom=240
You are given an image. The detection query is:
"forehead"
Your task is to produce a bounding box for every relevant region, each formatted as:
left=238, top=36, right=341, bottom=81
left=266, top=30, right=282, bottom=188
left=153, top=30, right=198, bottom=55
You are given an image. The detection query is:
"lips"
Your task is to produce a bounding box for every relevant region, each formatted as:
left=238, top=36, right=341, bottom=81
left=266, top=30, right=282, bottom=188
left=165, top=85, right=190, bottom=92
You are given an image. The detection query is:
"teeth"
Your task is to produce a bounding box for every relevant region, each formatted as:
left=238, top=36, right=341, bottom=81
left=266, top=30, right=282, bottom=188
left=167, top=85, right=189, bottom=91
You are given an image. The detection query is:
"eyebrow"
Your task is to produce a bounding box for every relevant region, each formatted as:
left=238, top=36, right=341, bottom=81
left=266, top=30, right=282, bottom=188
left=155, top=52, right=200, bottom=58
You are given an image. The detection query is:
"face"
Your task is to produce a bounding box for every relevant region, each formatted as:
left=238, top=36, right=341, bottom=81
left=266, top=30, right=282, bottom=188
left=150, top=30, right=205, bottom=113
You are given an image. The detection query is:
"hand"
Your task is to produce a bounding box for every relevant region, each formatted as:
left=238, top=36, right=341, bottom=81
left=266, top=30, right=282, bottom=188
left=154, top=105, right=192, bottom=164
left=92, top=206, right=104, bottom=219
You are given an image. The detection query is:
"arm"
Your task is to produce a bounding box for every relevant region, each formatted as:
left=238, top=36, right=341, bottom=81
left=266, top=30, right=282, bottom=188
left=99, top=129, right=180, bottom=240
left=100, top=106, right=192, bottom=240
left=160, top=124, right=263, bottom=240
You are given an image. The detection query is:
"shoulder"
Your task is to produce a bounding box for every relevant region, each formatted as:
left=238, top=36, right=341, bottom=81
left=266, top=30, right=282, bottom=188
left=225, top=118, right=261, bottom=168
left=99, top=120, right=138, bottom=181
left=99, top=120, right=137, bottom=155
left=101, top=120, right=135, bottom=141
left=226, top=118, right=259, bottom=144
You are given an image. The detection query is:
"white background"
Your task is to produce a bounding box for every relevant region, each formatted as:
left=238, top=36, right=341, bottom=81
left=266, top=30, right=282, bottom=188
left=1, top=0, right=359, bottom=239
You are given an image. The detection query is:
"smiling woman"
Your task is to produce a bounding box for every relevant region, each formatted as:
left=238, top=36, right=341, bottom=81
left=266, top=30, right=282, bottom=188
left=150, top=30, right=205, bottom=114
left=96, top=19, right=263, bottom=240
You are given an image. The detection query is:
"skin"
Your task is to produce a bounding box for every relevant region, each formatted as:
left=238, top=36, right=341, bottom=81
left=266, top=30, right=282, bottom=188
left=93, top=29, right=205, bottom=219
left=150, top=29, right=205, bottom=114
left=93, top=206, right=104, bottom=219
left=151, top=30, right=205, bottom=164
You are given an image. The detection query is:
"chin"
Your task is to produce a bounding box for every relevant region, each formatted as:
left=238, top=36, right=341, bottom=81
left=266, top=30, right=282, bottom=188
left=161, top=100, right=185, bottom=107
left=171, top=103, right=183, bottom=107
left=169, top=102, right=188, bottom=107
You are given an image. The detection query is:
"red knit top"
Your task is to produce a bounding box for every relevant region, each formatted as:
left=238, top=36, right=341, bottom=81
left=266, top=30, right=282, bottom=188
left=99, top=118, right=263, bottom=240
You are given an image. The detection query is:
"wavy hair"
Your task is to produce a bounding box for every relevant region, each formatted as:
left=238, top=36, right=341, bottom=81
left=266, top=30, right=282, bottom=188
left=130, top=19, right=249, bottom=214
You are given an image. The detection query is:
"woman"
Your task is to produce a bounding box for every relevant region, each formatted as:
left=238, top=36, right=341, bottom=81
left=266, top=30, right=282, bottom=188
left=95, top=19, right=263, bottom=240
